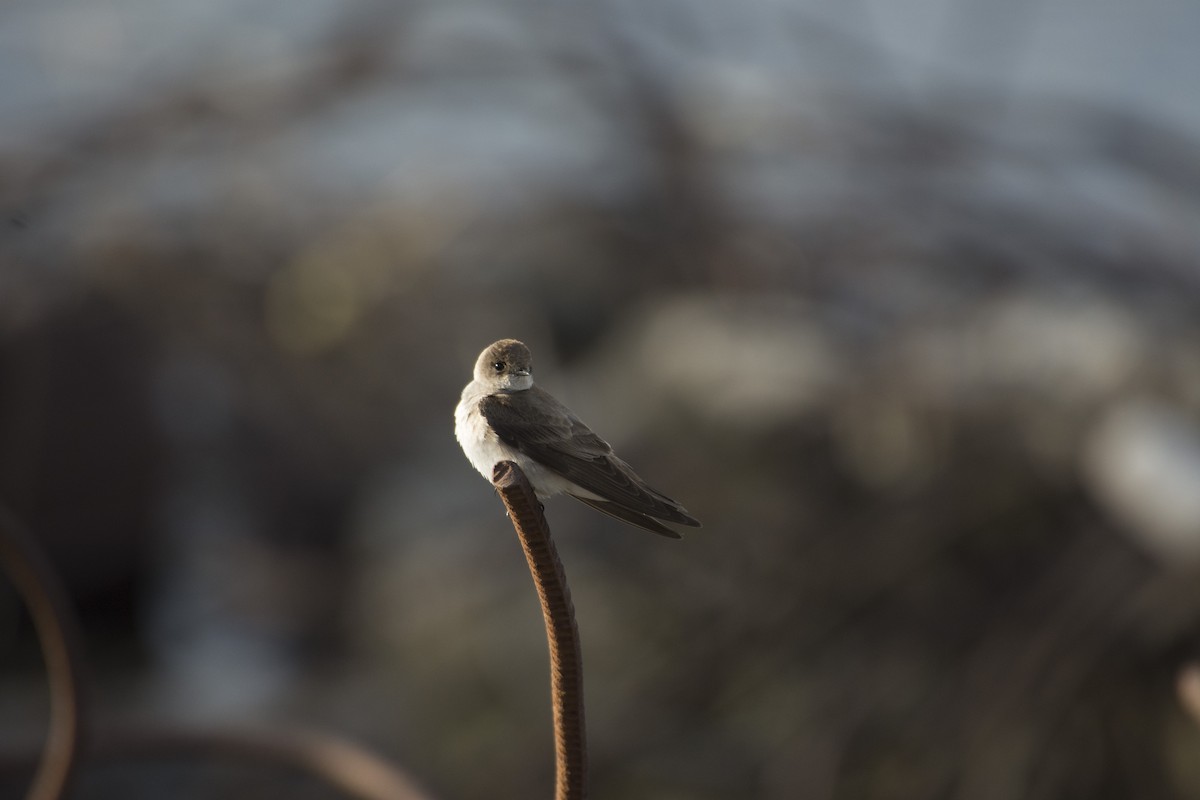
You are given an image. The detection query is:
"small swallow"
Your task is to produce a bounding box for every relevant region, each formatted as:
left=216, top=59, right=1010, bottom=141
left=455, top=339, right=700, bottom=537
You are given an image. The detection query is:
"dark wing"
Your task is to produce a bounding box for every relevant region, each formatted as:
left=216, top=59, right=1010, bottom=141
left=572, top=497, right=683, bottom=538
left=480, top=387, right=700, bottom=528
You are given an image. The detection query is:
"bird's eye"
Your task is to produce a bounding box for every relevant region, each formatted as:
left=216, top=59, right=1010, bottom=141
left=492, top=361, right=504, bottom=373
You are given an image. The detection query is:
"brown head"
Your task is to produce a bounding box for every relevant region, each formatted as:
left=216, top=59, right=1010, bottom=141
left=473, top=339, right=534, bottom=391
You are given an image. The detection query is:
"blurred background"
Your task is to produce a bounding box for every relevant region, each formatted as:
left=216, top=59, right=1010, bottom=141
left=3, top=0, right=1200, bottom=797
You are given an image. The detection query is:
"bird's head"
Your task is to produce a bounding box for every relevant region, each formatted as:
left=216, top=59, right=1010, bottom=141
left=475, top=339, right=534, bottom=391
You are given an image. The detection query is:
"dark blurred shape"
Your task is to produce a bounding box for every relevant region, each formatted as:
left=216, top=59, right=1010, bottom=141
left=0, top=299, right=157, bottom=625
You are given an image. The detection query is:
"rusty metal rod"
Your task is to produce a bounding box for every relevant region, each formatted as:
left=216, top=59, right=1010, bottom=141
left=492, top=461, right=587, bottom=800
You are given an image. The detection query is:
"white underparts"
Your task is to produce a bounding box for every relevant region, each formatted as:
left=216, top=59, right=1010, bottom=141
left=454, top=380, right=600, bottom=502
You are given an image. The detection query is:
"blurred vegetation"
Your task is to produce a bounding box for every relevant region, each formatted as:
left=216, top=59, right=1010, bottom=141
left=3, top=1, right=1200, bottom=798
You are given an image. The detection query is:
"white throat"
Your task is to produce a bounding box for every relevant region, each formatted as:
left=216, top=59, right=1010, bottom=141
left=500, top=374, right=533, bottom=391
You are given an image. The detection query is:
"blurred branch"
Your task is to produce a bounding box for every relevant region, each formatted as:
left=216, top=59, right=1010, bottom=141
left=0, top=4, right=405, bottom=224
left=492, top=461, right=587, bottom=800
left=0, top=724, right=438, bottom=800
left=87, top=725, right=436, bottom=800
left=0, top=505, right=88, bottom=800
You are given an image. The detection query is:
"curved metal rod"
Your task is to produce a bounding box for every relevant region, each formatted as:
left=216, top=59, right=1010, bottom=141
left=492, top=461, right=587, bottom=800
left=0, top=721, right=439, bottom=800
left=0, top=505, right=88, bottom=800
left=88, top=725, right=437, bottom=800
left=0, top=501, right=435, bottom=800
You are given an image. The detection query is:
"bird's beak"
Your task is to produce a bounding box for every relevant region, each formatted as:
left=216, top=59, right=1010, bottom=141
left=515, top=369, right=530, bottom=377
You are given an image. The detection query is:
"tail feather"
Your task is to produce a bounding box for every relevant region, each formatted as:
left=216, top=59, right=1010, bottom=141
left=571, top=496, right=685, bottom=538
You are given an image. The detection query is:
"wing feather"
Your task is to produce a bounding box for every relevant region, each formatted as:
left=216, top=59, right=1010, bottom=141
left=480, top=387, right=700, bottom=527
left=572, top=497, right=683, bottom=538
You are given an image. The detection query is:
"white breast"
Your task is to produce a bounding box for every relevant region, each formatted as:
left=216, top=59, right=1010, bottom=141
left=453, top=381, right=595, bottom=501
left=454, top=382, right=518, bottom=477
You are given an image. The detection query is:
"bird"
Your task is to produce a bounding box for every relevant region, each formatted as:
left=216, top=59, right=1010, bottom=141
left=455, top=339, right=700, bottom=537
